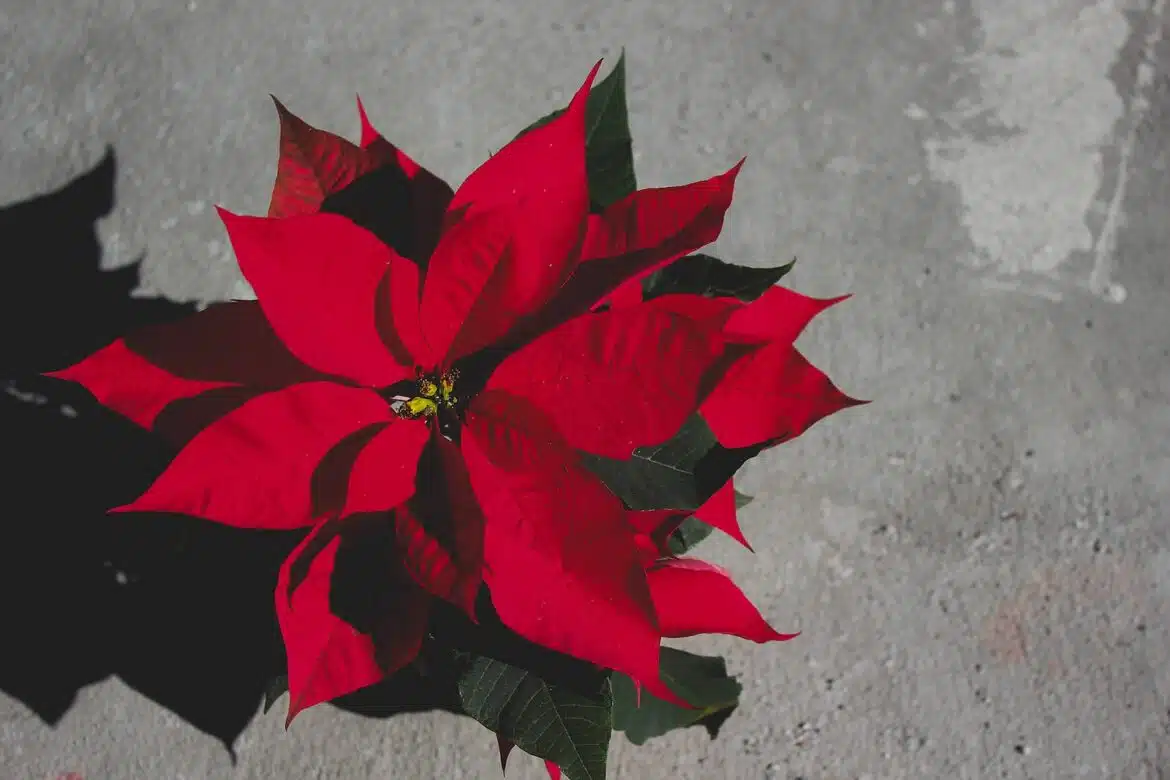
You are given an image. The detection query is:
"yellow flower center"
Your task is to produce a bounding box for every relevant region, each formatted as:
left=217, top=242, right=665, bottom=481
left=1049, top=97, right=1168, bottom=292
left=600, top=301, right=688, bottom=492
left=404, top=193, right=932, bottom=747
left=394, top=368, right=459, bottom=420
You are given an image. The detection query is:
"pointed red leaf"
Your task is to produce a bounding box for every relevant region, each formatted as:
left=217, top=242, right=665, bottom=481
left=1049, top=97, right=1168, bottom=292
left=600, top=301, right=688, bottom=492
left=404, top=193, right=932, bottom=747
left=356, top=95, right=381, bottom=149
left=218, top=209, right=417, bottom=385
left=700, top=344, right=864, bottom=449
left=447, top=60, right=598, bottom=220
left=606, top=278, right=644, bottom=308
left=486, top=305, right=723, bottom=458
left=338, top=418, right=430, bottom=517
left=268, top=97, right=394, bottom=218
left=277, top=516, right=432, bottom=726
left=545, top=762, right=562, bottom=780
left=277, top=527, right=384, bottom=725
left=46, top=339, right=235, bottom=430
left=394, top=504, right=480, bottom=617
left=123, top=301, right=329, bottom=386
left=45, top=300, right=338, bottom=446
left=355, top=95, right=455, bottom=259
left=149, top=386, right=269, bottom=449
left=375, top=240, right=427, bottom=366
left=693, top=479, right=752, bottom=550
left=114, top=382, right=394, bottom=529
left=578, top=160, right=742, bottom=263
left=525, top=162, right=742, bottom=333
left=415, top=207, right=518, bottom=367
left=462, top=390, right=667, bottom=696
left=422, top=63, right=601, bottom=364
left=646, top=557, right=797, bottom=643
left=44, top=299, right=328, bottom=432
left=369, top=574, right=432, bottom=685
left=723, top=286, right=849, bottom=345
left=394, top=432, right=485, bottom=616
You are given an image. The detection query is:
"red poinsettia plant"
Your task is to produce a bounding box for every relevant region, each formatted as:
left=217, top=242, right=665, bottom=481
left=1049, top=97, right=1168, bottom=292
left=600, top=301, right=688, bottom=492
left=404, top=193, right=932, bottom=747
left=46, top=57, right=862, bottom=779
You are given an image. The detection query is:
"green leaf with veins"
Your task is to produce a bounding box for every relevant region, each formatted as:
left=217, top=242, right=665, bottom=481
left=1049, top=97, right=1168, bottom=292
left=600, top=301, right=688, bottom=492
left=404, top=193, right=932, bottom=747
left=457, top=654, right=613, bottom=780
left=642, top=253, right=796, bottom=301
left=579, top=414, right=721, bottom=512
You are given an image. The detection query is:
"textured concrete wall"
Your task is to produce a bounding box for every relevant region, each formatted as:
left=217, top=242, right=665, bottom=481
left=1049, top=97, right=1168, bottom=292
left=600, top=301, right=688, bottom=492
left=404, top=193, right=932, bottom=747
left=2, top=0, right=1168, bottom=778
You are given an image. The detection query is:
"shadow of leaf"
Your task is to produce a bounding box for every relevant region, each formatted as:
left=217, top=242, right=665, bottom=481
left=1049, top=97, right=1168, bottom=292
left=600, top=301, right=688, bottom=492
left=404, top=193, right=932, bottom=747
left=0, top=148, right=301, bottom=751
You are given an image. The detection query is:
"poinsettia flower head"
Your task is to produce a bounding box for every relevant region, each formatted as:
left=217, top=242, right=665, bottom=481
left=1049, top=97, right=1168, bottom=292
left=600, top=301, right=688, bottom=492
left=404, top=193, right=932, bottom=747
left=46, top=60, right=753, bottom=721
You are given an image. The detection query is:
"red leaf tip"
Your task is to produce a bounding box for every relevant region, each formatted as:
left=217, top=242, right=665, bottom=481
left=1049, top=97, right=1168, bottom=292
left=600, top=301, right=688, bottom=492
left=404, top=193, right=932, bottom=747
left=355, top=94, right=379, bottom=147
left=269, top=94, right=294, bottom=118
left=570, top=59, right=605, bottom=114
left=586, top=58, right=605, bottom=85
left=41, top=366, right=73, bottom=382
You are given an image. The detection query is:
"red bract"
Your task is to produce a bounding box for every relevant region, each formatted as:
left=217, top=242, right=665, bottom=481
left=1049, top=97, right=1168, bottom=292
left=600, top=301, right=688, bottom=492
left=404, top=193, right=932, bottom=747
left=47, top=61, right=748, bottom=721
left=610, top=281, right=866, bottom=451
left=627, top=502, right=796, bottom=645
left=268, top=93, right=453, bottom=261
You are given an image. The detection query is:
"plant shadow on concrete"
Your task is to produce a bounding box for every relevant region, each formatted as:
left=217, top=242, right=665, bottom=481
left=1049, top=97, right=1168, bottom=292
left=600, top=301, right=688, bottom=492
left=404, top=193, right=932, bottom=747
left=0, top=148, right=460, bottom=754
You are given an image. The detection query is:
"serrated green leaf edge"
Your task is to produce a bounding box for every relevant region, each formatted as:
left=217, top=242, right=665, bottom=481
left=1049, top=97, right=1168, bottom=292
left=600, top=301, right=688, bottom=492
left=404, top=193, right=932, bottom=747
left=458, top=655, right=612, bottom=780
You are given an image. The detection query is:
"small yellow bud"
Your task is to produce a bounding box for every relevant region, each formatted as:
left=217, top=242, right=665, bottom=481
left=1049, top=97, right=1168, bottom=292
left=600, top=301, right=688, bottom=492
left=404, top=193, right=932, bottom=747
left=404, top=396, right=437, bottom=418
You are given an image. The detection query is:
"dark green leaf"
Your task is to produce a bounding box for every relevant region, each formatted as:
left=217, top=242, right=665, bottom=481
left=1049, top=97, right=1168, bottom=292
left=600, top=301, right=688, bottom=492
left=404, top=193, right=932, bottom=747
left=734, top=489, right=754, bottom=509
left=330, top=653, right=464, bottom=719
left=514, top=52, right=636, bottom=211
left=642, top=253, right=796, bottom=301
left=611, top=648, right=741, bottom=745
left=696, top=441, right=770, bottom=501
left=263, top=675, right=288, bottom=714
left=579, top=52, right=636, bottom=210
left=665, top=516, right=716, bottom=556
left=457, top=655, right=613, bottom=780
left=579, top=414, right=723, bottom=511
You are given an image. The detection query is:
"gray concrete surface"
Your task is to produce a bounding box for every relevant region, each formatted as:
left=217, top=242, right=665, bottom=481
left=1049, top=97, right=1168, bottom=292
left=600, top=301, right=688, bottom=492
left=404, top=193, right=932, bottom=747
left=2, top=0, right=1169, bottom=777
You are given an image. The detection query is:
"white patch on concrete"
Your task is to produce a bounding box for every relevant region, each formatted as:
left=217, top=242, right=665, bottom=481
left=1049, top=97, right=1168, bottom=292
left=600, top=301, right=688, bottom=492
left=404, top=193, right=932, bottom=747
left=918, top=0, right=1149, bottom=300
left=1089, top=0, right=1165, bottom=301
